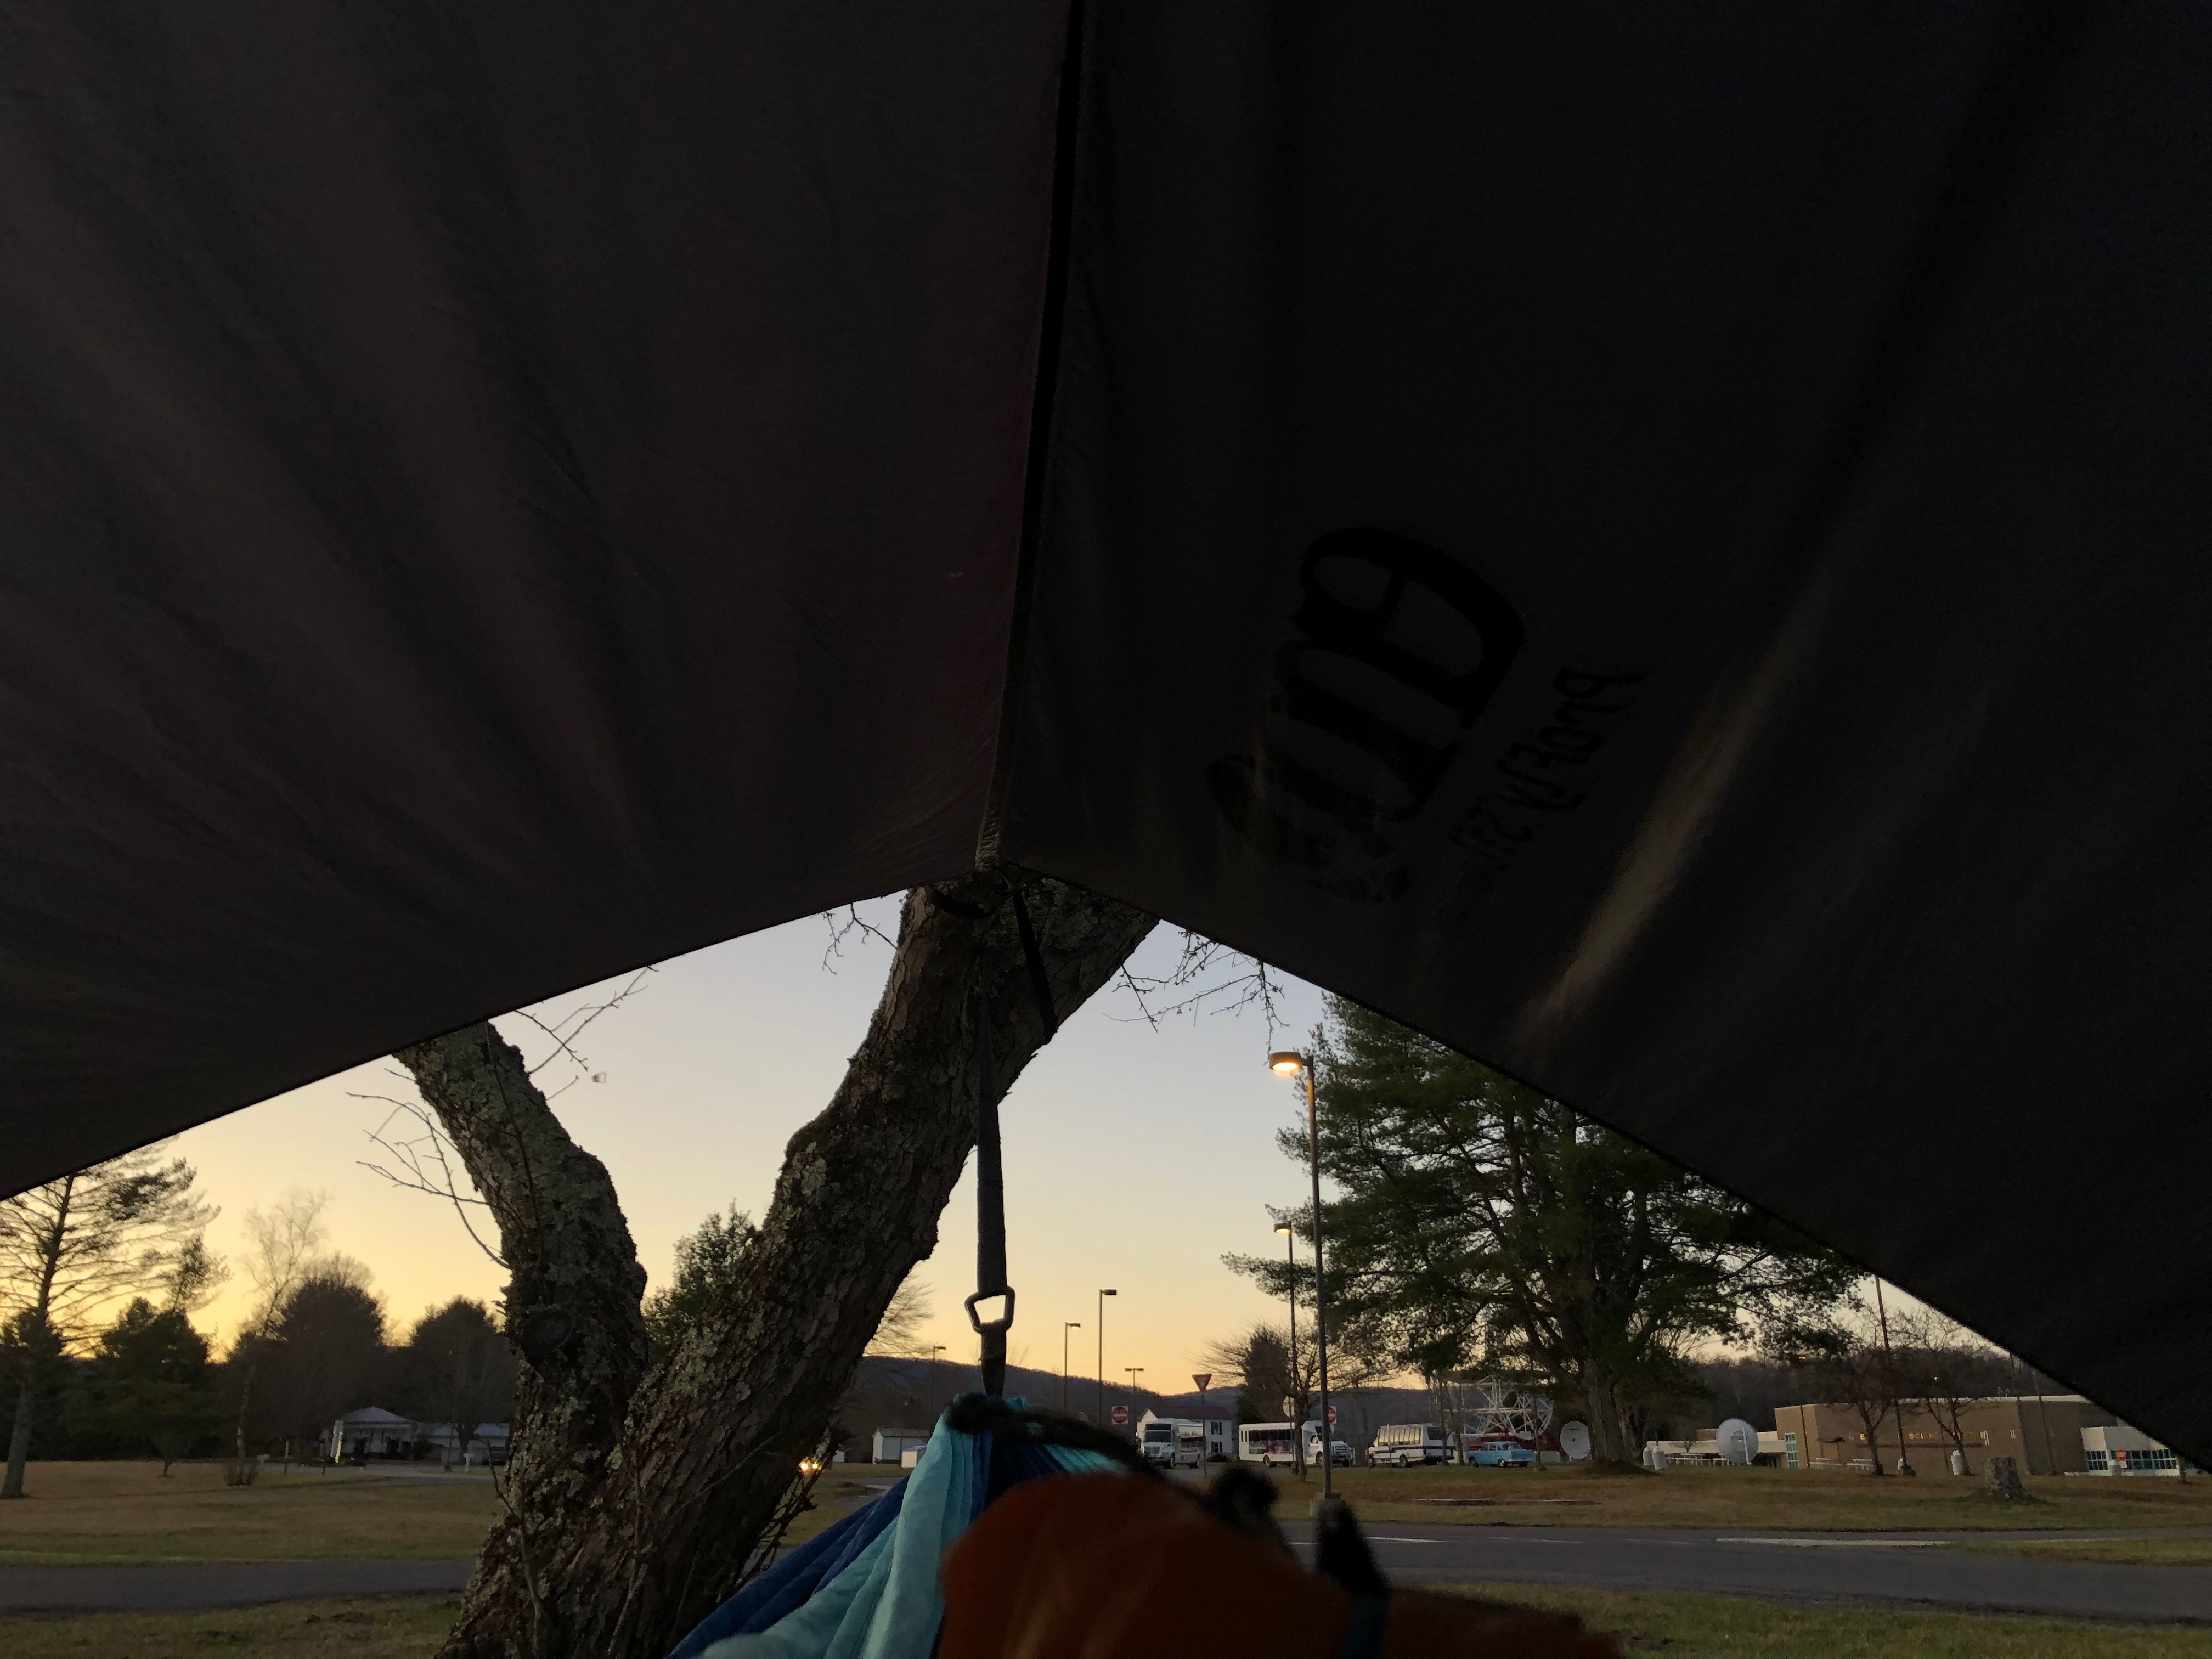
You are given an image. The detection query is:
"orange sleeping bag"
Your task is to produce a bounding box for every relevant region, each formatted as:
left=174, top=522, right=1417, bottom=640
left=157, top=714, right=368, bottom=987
left=940, top=1474, right=1618, bottom=1659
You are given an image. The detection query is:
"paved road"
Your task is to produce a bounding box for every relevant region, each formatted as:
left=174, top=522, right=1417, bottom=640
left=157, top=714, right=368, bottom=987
left=1280, top=1521, right=2212, bottom=1622
left=0, top=1559, right=475, bottom=1614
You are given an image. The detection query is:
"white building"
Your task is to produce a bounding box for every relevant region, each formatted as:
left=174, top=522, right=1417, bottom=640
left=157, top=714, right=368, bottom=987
left=871, top=1427, right=932, bottom=1465
left=323, top=1407, right=510, bottom=1464
left=2081, top=1424, right=2192, bottom=1476
left=1135, top=1410, right=1235, bottom=1464
left=325, top=1407, right=416, bottom=1460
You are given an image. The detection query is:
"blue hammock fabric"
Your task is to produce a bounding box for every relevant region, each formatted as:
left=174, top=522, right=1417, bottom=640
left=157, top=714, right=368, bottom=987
left=667, top=1400, right=1122, bottom=1659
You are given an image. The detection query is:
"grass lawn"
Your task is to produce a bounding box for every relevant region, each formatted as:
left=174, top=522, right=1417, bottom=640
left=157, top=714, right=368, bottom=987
left=1257, top=1462, right=2212, bottom=1533
left=0, top=1460, right=897, bottom=1568
left=1963, top=1537, right=2212, bottom=1567
left=1465, top=1583, right=2212, bottom=1657
left=0, top=1463, right=500, bottom=1565
left=0, top=1595, right=459, bottom=1658
left=6, top=1584, right=2206, bottom=1659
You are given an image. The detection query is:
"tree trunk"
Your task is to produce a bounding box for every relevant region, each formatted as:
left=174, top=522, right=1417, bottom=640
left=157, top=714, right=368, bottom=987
left=1857, top=1410, right=1887, bottom=1474
left=1577, top=1357, right=1635, bottom=1465
left=398, top=1020, right=654, bottom=1659
left=403, top=873, right=1154, bottom=1659
left=1, top=1371, right=33, bottom=1499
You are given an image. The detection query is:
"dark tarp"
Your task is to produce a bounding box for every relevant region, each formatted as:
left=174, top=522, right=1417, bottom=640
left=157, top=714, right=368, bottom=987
left=4, top=4, right=2208, bottom=1456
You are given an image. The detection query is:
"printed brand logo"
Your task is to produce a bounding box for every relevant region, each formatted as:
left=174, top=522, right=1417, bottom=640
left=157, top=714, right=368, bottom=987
left=1209, top=527, right=1524, bottom=901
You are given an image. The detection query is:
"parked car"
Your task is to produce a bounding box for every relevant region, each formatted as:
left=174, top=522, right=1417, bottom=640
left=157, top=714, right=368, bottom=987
left=1464, top=1436, right=1537, bottom=1468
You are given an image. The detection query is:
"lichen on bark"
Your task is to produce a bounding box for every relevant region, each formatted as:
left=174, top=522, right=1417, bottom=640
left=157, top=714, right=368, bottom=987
left=397, top=872, right=1155, bottom=1659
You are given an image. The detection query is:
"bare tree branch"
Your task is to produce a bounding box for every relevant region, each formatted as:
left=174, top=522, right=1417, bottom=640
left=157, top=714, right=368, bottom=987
left=354, top=1099, right=505, bottom=1270
left=818, top=904, right=896, bottom=969
left=1110, top=931, right=1289, bottom=1035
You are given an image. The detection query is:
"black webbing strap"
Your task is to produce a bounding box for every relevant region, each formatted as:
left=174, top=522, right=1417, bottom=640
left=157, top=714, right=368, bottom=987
left=964, top=983, right=1015, bottom=1397
left=937, top=873, right=1062, bottom=1398
left=1007, top=886, right=1059, bottom=1040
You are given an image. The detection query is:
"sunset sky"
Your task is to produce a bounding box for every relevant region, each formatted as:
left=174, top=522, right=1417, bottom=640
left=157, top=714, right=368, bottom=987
left=168, top=898, right=1336, bottom=1396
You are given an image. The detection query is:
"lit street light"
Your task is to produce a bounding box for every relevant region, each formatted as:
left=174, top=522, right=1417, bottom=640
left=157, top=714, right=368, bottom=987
left=1096, top=1289, right=1117, bottom=1424
left=1269, top=1049, right=1334, bottom=1502
left=1275, top=1220, right=1304, bottom=1479
left=1062, top=1322, right=1081, bottom=1415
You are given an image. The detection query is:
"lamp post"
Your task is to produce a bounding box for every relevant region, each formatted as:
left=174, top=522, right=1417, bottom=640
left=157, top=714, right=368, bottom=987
left=1096, top=1289, right=1117, bottom=1424
left=1125, top=1367, right=1144, bottom=1436
left=1062, top=1322, right=1081, bottom=1415
left=1275, top=1221, right=1304, bottom=1479
left=929, top=1344, right=947, bottom=1415
left=1269, top=1050, right=1334, bottom=1501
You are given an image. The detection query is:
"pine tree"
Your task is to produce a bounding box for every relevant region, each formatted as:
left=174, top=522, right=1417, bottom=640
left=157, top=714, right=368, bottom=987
left=1228, top=998, right=1854, bottom=1462
left=0, top=1146, right=214, bottom=1496
left=66, top=1299, right=217, bottom=1472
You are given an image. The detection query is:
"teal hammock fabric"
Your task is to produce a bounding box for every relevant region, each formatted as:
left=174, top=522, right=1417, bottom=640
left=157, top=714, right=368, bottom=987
left=668, top=1400, right=1124, bottom=1659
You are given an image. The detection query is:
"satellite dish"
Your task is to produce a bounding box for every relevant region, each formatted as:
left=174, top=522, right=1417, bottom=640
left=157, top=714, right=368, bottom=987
left=1558, top=1421, right=1592, bottom=1461
left=1716, top=1418, right=1758, bottom=1465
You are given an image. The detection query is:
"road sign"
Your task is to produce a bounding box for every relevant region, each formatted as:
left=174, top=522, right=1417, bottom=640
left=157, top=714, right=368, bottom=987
left=1110, top=1405, right=1128, bottom=1426
left=1191, top=1373, right=1212, bottom=1391
left=1327, top=1406, right=1338, bottom=1426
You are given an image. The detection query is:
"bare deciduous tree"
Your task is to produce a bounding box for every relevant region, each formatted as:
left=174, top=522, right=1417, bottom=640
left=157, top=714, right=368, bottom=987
left=865, top=1271, right=935, bottom=1358
left=1895, top=1310, right=2012, bottom=1475
left=396, top=871, right=1155, bottom=1658
left=226, top=1189, right=340, bottom=1461
left=399, top=1299, right=518, bottom=1467
left=1797, top=1318, right=1907, bottom=1476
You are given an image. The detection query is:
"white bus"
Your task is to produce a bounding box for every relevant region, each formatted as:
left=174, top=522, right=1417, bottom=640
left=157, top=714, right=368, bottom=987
left=1238, top=1422, right=1300, bottom=1465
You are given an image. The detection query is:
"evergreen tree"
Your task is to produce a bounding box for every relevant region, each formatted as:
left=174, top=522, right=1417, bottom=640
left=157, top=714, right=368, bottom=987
left=641, top=1206, right=757, bottom=1359
left=1229, top=998, right=1854, bottom=1462
left=66, top=1299, right=216, bottom=1472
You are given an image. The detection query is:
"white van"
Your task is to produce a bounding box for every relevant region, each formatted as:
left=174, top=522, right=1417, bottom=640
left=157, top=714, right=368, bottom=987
left=1368, top=1423, right=1451, bottom=1466
left=1238, top=1421, right=1352, bottom=1466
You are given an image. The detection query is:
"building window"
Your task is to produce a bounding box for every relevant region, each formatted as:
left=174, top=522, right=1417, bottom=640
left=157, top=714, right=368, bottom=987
left=1783, top=1433, right=1799, bottom=1470
left=2086, top=1450, right=2109, bottom=1471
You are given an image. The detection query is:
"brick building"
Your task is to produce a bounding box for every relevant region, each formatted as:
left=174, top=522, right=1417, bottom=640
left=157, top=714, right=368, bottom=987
left=1773, top=1394, right=2117, bottom=1475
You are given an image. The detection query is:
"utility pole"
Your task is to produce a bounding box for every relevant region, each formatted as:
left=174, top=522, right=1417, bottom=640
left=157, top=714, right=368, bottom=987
left=1873, top=1282, right=1912, bottom=1475
left=1271, top=1051, right=1334, bottom=1502
left=1062, top=1322, right=1080, bottom=1415
left=1096, top=1289, right=1116, bottom=1424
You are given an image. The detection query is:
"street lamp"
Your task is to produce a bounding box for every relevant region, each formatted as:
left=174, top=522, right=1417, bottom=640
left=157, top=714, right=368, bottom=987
left=1125, top=1365, right=1144, bottom=1434
left=1268, top=1050, right=1334, bottom=1501
left=1275, top=1221, right=1304, bottom=1478
left=1062, top=1322, right=1081, bottom=1415
left=1096, top=1289, right=1117, bottom=1424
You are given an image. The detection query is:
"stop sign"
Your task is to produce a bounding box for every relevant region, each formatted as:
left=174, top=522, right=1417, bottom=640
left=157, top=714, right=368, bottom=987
left=1110, top=1405, right=1128, bottom=1426
left=1328, top=1406, right=1338, bottom=1426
